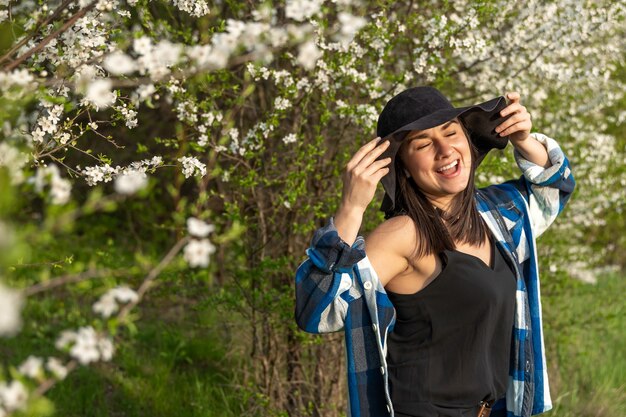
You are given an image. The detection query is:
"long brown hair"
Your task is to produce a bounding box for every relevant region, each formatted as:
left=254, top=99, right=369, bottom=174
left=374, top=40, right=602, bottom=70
left=386, top=122, right=488, bottom=260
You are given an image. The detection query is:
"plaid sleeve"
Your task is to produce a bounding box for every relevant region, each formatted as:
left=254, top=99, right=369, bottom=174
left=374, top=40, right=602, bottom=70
left=295, top=217, right=366, bottom=334
left=510, top=133, right=576, bottom=237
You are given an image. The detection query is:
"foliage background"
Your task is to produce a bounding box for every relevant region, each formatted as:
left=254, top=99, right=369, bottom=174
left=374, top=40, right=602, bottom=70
left=0, top=0, right=624, bottom=416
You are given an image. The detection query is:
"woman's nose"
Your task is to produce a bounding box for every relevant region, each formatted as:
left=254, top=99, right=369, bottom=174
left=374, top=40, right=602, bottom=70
left=436, top=140, right=454, bottom=158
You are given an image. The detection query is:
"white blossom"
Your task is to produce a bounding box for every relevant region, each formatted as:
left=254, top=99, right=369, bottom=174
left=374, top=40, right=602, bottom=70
left=183, top=239, right=216, bottom=268
left=50, top=176, right=72, bottom=205
left=133, top=84, right=156, bottom=104
left=187, top=217, right=215, bottom=238
left=133, top=36, right=153, bottom=56
left=110, top=286, right=138, bottom=303
left=81, top=164, right=118, bottom=186
left=178, top=156, right=207, bottom=178
left=169, top=0, right=210, bottom=17
left=98, top=337, right=115, bottom=361
left=0, top=381, right=27, bottom=412
left=274, top=97, right=292, bottom=111
left=153, top=40, right=183, bottom=68
left=46, top=357, right=68, bottom=380
left=93, top=286, right=139, bottom=318
left=34, top=164, right=72, bottom=205
left=297, top=40, right=322, bottom=70
left=103, top=51, right=137, bottom=75
left=286, top=0, right=323, bottom=22
left=336, top=12, right=367, bottom=46
left=84, top=79, right=116, bottom=110
left=282, top=133, right=297, bottom=144
left=56, top=132, right=71, bottom=145
left=55, top=330, right=78, bottom=350
left=18, top=355, right=43, bottom=379
left=0, top=143, right=29, bottom=185
left=69, top=327, right=102, bottom=365
left=115, top=170, right=147, bottom=195
left=92, top=292, right=118, bottom=318
left=0, top=282, right=24, bottom=336
left=0, top=69, right=34, bottom=90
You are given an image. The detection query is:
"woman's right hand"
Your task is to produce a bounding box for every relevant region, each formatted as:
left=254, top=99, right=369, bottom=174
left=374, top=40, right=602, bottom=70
left=340, top=137, right=392, bottom=214
left=333, top=137, right=391, bottom=245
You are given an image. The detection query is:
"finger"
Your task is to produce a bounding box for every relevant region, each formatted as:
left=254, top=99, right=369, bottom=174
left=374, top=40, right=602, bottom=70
left=496, top=112, right=530, bottom=134
left=349, top=139, right=390, bottom=170
left=496, top=111, right=527, bottom=133
left=505, top=91, right=520, bottom=102
left=363, top=157, right=392, bottom=177
left=499, top=119, right=532, bottom=137
left=371, top=167, right=390, bottom=183
left=359, top=140, right=391, bottom=168
left=500, top=102, right=525, bottom=118
left=347, top=137, right=385, bottom=168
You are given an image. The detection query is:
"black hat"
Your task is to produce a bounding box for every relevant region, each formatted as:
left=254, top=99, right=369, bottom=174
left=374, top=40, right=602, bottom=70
left=376, top=86, right=509, bottom=213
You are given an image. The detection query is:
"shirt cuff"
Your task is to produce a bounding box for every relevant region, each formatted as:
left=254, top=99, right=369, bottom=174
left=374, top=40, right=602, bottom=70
left=305, top=217, right=366, bottom=273
left=514, top=132, right=570, bottom=186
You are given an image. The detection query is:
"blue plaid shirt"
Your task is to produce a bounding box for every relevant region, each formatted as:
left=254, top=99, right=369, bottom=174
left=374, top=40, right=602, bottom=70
left=295, top=133, right=575, bottom=417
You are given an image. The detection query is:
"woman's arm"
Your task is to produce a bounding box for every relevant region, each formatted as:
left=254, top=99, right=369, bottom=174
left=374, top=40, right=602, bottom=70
left=294, top=136, right=392, bottom=333
left=496, top=92, right=551, bottom=168
left=489, top=92, right=575, bottom=237
left=334, top=137, right=391, bottom=245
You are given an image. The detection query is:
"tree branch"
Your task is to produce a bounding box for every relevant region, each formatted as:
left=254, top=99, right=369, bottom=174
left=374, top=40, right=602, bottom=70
left=0, top=0, right=77, bottom=66
left=2, top=1, right=98, bottom=72
left=24, top=268, right=127, bottom=297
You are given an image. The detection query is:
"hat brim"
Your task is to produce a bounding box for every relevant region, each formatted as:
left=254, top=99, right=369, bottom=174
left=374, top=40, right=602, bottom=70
left=378, top=96, right=510, bottom=214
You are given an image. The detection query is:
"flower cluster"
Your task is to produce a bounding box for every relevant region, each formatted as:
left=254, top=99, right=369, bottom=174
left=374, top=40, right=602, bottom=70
left=0, top=380, right=28, bottom=415
left=0, top=282, right=23, bottom=337
left=33, top=164, right=72, bottom=205
left=55, top=326, right=114, bottom=365
left=114, top=170, right=148, bottom=195
left=16, top=355, right=68, bottom=381
left=116, top=103, right=138, bottom=129
left=286, top=0, right=323, bottom=22
left=0, top=69, right=35, bottom=98
left=93, top=286, right=139, bottom=318
left=183, top=218, right=216, bottom=268
left=0, top=143, right=29, bottom=185
left=83, top=79, right=117, bottom=110
left=178, top=157, right=207, bottom=178
left=169, top=0, right=210, bottom=17
left=30, top=102, right=65, bottom=144
left=80, top=157, right=162, bottom=186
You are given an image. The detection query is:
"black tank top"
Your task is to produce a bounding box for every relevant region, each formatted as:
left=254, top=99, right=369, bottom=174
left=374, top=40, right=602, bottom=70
left=386, top=238, right=516, bottom=417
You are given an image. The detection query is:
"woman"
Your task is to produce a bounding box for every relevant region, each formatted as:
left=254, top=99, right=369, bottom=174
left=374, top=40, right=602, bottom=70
left=295, top=86, right=575, bottom=417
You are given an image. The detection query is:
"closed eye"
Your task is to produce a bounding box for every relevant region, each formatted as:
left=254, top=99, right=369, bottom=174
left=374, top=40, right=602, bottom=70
left=446, top=131, right=457, bottom=137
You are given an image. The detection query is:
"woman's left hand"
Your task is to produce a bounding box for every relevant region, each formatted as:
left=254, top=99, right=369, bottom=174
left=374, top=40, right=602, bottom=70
left=495, top=92, right=532, bottom=145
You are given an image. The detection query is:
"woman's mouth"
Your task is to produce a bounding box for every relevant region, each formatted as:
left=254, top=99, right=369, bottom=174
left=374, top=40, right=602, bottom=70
left=435, top=159, right=460, bottom=177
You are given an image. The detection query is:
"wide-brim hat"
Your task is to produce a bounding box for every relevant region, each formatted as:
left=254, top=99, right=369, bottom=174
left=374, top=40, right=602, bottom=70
left=376, top=86, right=509, bottom=214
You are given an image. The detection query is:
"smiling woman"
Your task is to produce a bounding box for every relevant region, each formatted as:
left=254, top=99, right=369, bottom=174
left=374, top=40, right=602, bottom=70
left=295, top=86, right=576, bottom=417
left=392, top=117, right=485, bottom=262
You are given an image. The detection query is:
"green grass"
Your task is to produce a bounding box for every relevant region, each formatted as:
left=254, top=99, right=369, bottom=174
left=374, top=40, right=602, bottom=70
left=4, top=292, right=247, bottom=417
left=2, top=212, right=247, bottom=417
left=47, top=314, right=245, bottom=417
left=543, top=272, right=626, bottom=417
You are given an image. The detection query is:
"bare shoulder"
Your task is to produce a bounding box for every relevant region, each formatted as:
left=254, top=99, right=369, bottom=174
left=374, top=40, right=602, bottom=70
left=365, top=215, right=419, bottom=286
left=367, top=215, right=418, bottom=257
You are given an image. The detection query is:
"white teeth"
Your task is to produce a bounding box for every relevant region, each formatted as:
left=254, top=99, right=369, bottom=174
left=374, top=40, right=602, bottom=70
left=436, top=160, right=458, bottom=172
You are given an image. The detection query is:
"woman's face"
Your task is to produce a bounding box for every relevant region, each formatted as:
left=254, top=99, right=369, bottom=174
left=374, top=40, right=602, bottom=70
left=398, top=118, right=472, bottom=208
